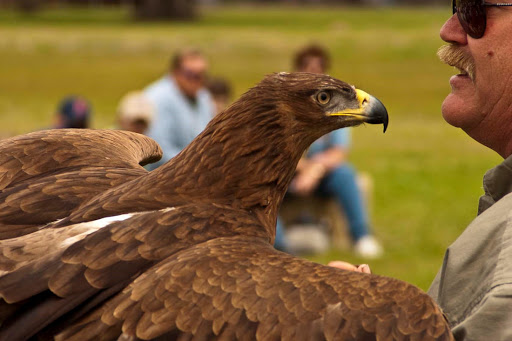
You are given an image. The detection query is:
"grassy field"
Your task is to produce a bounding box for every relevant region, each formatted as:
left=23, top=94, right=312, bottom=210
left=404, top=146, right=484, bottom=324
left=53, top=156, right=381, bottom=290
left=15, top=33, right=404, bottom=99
left=0, top=5, right=502, bottom=290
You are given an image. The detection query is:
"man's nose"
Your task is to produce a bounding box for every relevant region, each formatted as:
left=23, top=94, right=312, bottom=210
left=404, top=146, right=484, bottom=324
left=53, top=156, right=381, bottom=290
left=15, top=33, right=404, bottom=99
left=440, top=13, right=468, bottom=45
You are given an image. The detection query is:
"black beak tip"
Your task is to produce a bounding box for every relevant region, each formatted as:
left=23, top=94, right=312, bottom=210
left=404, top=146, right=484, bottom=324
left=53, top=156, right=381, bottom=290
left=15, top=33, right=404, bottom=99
left=367, top=95, right=389, bottom=133
left=382, top=114, right=388, bottom=133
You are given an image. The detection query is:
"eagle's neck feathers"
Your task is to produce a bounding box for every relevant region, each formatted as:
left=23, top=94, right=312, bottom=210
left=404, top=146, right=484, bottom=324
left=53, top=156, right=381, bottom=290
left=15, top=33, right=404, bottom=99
left=153, top=97, right=318, bottom=240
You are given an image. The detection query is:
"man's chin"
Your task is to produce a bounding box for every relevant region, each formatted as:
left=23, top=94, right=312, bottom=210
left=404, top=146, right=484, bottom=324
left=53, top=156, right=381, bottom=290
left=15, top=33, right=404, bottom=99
left=441, top=73, right=482, bottom=126
left=441, top=93, right=471, bottom=128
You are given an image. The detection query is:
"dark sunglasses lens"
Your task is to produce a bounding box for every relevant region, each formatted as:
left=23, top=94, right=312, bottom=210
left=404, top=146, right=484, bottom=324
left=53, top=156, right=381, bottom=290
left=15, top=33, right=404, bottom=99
left=454, top=0, right=486, bottom=38
left=181, top=69, right=205, bottom=82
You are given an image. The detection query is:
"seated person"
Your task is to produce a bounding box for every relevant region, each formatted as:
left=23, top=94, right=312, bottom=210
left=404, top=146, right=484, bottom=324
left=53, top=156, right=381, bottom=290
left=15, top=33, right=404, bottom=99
left=284, top=44, right=383, bottom=258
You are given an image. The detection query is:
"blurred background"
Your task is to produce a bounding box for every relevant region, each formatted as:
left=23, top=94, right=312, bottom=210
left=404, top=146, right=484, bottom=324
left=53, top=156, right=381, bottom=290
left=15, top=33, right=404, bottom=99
left=0, top=0, right=501, bottom=290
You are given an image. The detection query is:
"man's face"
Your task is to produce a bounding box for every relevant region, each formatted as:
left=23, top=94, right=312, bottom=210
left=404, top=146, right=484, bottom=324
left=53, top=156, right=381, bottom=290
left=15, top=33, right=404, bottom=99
left=440, top=6, right=512, bottom=156
left=174, top=56, right=208, bottom=98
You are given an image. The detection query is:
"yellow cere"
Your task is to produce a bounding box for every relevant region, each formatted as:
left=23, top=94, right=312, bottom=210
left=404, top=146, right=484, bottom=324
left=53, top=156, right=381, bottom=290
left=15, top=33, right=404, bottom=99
left=329, top=89, right=370, bottom=117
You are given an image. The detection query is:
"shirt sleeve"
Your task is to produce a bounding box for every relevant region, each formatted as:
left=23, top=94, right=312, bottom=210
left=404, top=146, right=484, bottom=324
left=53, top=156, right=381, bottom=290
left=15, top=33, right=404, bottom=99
left=145, top=86, right=183, bottom=169
left=148, top=105, right=181, bottom=163
left=451, top=284, right=512, bottom=340
left=329, top=128, right=351, bottom=149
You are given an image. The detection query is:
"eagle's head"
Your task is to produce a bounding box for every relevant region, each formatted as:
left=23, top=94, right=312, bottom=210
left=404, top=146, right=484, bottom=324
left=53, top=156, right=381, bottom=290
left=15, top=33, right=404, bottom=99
left=172, top=72, right=387, bottom=212
left=269, top=71, right=387, bottom=132
left=212, top=72, right=388, bottom=152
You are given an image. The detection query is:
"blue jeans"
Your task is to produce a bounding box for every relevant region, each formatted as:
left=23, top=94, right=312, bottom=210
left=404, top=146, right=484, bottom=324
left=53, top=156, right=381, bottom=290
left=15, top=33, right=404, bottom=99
left=274, top=163, right=370, bottom=250
left=315, top=164, right=370, bottom=241
left=274, top=217, right=288, bottom=252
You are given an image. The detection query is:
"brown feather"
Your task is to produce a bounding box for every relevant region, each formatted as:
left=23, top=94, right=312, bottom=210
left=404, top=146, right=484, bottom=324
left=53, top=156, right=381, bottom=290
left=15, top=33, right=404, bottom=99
left=55, top=237, right=450, bottom=341
left=0, top=130, right=161, bottom=239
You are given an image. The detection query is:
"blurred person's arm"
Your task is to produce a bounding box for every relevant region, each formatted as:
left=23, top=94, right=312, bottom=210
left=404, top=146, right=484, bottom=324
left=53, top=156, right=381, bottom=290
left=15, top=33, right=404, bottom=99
left=291, top=129, right=350, bottom=195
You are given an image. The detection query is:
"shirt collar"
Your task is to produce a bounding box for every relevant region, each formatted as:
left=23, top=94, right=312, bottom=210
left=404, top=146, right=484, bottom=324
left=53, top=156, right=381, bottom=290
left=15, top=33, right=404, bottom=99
left=479, top=154, right=512, bottom=214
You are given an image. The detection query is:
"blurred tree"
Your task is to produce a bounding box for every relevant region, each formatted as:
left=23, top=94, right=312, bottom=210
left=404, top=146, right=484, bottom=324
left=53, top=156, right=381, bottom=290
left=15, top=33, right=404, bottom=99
left=133, top=0, right=197, bottom=20
left=16, top=0, right=42, bottom=12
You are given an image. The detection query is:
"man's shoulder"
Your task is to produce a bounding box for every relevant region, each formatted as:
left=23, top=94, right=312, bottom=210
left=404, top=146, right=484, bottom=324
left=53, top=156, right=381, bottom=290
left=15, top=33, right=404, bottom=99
left=458, top=193, right=512, bottom=250
left=450, top=280, right=512, bottom=340
left=144, top=76, right=174, bottom=99
left=324, top=127, right=350, bottom=148
left=481, top=191, right=512, bottom=224
left=435, top=192, right=512, bottom=325
left=197, top=87, right=212, bottom=101
left=330, top=128, right=350, bottom=138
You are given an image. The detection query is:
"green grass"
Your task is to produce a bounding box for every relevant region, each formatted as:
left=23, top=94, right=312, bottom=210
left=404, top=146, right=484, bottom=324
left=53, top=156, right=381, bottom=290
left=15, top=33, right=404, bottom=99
left=0, top=5, right=501, bottom=290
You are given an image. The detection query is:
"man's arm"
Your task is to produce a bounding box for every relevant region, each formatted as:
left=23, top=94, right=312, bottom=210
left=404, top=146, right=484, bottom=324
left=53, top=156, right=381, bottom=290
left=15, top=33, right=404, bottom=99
left=291, top=129, right=350, bottom=196
left=291, top=146, right=347, bottom=195
left=451, top=284, right=512, bottom=340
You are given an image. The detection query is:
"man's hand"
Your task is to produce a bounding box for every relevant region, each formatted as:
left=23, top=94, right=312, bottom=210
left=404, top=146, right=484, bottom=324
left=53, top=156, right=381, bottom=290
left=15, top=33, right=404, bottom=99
left=328, top=261, right=371, bottom=274
left=290, top=146, right=347, bottom=196
left=290, top=161, right=325, bottom=196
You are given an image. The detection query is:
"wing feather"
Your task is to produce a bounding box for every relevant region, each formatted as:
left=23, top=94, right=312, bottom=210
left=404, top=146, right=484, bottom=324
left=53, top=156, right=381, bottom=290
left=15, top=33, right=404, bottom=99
left=54, top=236, right=452, bottom=341
left=0, top=129, right=161, bottom=238
left=0, top=200, right=451, bottom=341
left=0, top=205, right=269, bottom=338
left=0, top=129, right=161, bottom=190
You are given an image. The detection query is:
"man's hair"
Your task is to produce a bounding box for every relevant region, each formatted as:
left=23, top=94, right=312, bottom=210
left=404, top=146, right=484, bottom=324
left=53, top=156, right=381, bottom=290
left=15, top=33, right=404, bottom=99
left=293, top=44, right=331, bottom=72
left=170, top=48, right=205, bottom=71
left=206, top=77, right=232, bottom=100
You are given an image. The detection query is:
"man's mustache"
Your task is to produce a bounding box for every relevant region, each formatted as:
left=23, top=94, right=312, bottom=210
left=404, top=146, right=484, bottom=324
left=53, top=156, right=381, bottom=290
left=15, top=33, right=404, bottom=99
left=438, top=45, right=475, bottom=81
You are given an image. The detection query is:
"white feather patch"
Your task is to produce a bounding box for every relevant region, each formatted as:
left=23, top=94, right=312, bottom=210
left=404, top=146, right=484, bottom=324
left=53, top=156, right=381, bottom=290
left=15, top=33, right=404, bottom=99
left=60, top=213, right=134, bottom=248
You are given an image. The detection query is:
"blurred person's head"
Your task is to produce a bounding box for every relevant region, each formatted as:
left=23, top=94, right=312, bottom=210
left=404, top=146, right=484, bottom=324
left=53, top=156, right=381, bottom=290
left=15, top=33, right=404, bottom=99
left=55, top=96, right=91, bottom=129
left=206, top=77, right=232, bottom=116
left=170, top=49, right=208, bottom=100
left=117, top=91, right=154, bottom=134
left=293, top=44, right=330, bottom=74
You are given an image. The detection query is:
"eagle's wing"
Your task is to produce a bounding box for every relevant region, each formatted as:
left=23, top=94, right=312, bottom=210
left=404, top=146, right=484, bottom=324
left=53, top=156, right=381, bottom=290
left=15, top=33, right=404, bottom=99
left=0, top=204, right=268, bottom=340
left=0, top=205, right=452, bottom=341
left=55, top=236, right=452, bottom=341
left=0, top=129, right=161, bottom=189
left=0, top=129, right=162, bottom=238
left=0, top=167, right=147, bottom=239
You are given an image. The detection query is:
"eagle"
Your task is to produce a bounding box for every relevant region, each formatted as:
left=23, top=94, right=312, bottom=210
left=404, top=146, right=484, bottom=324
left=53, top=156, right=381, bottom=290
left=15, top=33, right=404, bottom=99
left=0, top=72, right=453, bottom=340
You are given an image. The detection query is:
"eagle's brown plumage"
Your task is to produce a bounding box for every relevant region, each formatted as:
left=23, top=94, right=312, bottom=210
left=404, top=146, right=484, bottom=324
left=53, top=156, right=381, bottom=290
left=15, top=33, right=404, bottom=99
left=0, top=72, right=453, bottom=340
left=0, top=129, right=161, bottom=239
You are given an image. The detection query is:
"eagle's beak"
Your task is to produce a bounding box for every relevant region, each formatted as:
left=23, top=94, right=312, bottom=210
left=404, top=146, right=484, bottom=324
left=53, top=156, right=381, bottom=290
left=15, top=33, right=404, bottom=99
left=329, top=89, right=389, bottom=133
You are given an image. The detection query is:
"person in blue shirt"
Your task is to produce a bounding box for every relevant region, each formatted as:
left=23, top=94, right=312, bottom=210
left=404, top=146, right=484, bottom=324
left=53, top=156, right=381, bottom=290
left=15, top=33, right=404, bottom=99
left=285, top=45, right=383, bottom=258
left=144, top=49, right=214, bottom=170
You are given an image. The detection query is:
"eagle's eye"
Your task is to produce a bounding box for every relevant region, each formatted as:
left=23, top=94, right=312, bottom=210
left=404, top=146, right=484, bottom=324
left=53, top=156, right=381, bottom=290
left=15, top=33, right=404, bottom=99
left=316, top=91, right=331, bottom=105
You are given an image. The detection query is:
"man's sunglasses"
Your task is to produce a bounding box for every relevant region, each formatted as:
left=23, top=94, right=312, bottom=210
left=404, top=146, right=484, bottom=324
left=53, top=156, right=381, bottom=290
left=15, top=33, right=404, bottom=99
left=452, top=0, right=512, bottom=39
left=179, top=68, right=206, bottom=82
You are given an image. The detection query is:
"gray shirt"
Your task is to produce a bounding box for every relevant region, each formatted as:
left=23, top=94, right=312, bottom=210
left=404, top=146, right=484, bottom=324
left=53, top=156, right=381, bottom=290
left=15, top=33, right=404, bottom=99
left=428, top=155, right=512, bottom=341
